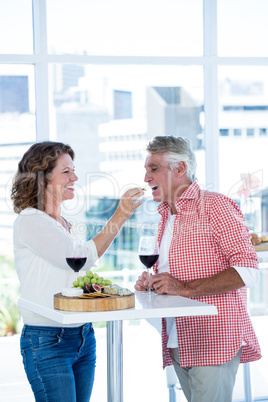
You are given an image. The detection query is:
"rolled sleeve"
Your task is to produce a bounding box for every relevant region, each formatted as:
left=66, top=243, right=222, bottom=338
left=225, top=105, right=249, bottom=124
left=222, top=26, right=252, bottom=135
left=233, top=266, right=260, bottom=288
left=210, top=195, right=259, bottom=270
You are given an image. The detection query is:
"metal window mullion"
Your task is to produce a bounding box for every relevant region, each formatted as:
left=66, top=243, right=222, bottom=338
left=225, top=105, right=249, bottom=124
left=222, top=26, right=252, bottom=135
left=2, top=54, right=268, bottom=66
left=203, top=0, right=219, bottom=191
left=32, top=0, right=50, bottom=142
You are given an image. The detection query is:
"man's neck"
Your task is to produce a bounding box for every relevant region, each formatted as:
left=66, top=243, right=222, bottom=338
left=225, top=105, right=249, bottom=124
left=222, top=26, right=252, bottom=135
left=169, top=181, right=192, bottom=214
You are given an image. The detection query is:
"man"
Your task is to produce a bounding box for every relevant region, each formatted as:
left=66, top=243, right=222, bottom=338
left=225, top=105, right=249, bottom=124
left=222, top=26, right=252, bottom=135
left=135, top=136, right=261, bottom=402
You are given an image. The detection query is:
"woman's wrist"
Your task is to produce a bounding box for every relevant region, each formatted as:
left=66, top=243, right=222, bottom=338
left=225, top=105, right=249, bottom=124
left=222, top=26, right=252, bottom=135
left=111, top=208, right=129, bottom=228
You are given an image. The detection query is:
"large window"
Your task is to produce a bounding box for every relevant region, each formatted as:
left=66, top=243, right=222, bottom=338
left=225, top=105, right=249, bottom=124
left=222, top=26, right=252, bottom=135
left=1, top=2, right=268, bottom=261
left=218, top=67, right=268, bottom=202
left=218, top=0, right=268, bottom=57
left=46, top=0, right=203, bottom=56
left=1, top=0, right=268, bottom=400
left=0, top=0, right=33, bottom=54
left=49, top=63, right=205, bottom=268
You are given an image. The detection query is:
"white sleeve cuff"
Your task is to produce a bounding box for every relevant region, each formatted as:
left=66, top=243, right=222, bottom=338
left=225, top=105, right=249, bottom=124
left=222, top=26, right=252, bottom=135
left=232, top=266, right=260, bottom=288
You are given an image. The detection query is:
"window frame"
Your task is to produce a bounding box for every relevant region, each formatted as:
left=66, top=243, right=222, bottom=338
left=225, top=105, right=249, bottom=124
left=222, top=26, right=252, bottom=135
left=1, top=0, right=268, bottom=190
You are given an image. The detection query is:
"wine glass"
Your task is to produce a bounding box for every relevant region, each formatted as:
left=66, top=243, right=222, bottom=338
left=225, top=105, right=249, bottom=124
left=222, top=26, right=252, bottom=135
left=138, top=236, right=159, bottom=293
left=66, top=240, right=87, bottom=281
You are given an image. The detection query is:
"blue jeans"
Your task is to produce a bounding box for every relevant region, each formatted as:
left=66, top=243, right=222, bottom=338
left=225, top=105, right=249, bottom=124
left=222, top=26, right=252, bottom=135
left=20, top=323, right=96, bottom=402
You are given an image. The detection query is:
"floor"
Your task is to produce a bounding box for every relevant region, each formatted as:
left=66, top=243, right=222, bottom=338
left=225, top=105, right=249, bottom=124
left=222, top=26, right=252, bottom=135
left=0, top=317, right=267, bottom=402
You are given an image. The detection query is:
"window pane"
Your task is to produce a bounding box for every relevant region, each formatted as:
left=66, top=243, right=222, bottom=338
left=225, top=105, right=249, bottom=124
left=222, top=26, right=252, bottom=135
left=260, top=128, right=267, bottom=136
left=218, top=66, right=268, bottom=234
left=47, top=0, right=203, bottom=56
left=0, top=0, right=33, bottom=54
left=234, top=128, right=242, bottom=136
left=0, top=65, right=36, bottom=143
left=218, top=0, right=268, bottom=57
left=49, top=64, right=204, bottom=268
left=0, top=65, right=36, bottom=250
left=247, top=128, right=254, bottom=137
left=219, top=129, right=229, bottom=136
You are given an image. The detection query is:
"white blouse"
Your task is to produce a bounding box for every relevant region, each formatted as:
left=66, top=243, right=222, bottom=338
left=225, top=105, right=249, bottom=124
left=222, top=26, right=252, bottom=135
left=13, top=207, right=98, bottom=327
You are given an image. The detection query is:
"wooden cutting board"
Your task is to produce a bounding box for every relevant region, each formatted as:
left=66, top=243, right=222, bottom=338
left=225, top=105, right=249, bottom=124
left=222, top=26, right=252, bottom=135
left=54, top=292, right=135, bottom=312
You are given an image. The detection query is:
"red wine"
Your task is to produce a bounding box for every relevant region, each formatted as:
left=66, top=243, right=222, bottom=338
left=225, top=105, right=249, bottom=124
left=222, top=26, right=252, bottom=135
left=66, top=257, right=87, bottom=272
left=139, top=254, right=159, bottom=268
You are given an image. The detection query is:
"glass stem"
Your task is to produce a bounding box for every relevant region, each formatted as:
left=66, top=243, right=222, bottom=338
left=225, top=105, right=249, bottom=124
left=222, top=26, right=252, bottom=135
left=147, top=268, right=150, bottom=293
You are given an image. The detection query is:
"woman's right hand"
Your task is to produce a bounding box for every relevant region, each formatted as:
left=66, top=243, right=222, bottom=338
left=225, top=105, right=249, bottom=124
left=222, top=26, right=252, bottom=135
left=93, top=188, right=143, bottom=258
left=115, top=188, right=143, bottom=221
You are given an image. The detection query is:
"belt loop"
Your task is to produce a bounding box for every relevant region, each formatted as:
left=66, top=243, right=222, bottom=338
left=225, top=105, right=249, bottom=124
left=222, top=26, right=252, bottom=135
left=21, top=325, right=26, bottom=336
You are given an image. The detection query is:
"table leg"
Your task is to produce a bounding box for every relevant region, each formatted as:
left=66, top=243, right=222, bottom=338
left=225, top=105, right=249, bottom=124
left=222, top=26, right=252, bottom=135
left=243, top=363, right=253, bottom=402
left=107, top=320, right=123, bottom=402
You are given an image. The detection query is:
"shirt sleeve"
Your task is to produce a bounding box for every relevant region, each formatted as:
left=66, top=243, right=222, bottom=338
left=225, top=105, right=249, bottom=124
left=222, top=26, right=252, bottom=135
left=232, top=266, right=260, bottom=287
left=209, top=195, right=259, bottom=270
left=17, top=211, right=98, bottom=270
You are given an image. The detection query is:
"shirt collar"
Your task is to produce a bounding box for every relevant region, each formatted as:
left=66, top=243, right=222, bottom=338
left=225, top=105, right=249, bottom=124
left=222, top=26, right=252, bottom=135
left=158, top=181, right=200, bottom=216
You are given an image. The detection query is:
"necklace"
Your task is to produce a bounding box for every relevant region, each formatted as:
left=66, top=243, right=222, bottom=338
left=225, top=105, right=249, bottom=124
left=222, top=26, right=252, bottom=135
left=59, top=216, right=71, bottom=232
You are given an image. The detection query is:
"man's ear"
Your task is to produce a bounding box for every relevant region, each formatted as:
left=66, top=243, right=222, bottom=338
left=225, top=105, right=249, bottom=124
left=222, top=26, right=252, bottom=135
left=175, top=161, right=187, bottom=177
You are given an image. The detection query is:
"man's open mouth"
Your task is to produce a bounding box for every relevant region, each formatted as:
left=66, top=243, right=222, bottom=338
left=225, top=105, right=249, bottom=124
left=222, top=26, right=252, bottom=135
left=151, top=185, right=159, bottom=190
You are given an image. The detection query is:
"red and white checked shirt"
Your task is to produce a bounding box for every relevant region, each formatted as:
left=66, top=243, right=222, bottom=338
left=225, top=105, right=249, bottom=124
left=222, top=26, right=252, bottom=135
left=155, top=181, right=262, bottom=368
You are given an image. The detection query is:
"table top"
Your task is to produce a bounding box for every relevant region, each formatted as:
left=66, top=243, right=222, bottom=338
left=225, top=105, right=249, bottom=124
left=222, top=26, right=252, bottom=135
left=256, top=250, right=268, bottom=258
left=18, top=291, right=217, bottom=324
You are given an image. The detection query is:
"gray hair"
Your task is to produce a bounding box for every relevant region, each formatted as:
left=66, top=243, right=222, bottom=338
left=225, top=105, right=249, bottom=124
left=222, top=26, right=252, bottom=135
left=146, top=136, right=197, bottom=182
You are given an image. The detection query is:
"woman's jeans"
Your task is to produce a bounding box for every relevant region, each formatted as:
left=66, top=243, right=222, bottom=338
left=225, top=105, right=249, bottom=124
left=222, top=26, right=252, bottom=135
left=20, top=323, right=96, bottom=402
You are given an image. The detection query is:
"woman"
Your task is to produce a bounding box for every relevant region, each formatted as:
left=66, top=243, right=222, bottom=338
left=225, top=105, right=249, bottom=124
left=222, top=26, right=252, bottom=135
left=11, top=141, right=143, bottom=402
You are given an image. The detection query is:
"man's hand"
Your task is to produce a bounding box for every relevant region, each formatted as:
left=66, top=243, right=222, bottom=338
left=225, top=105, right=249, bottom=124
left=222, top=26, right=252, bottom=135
left=149, top=272, right=187, bottom=296
left=148, top=267, right=246, bottom=297
left=134, top=271, right=149, bottom=291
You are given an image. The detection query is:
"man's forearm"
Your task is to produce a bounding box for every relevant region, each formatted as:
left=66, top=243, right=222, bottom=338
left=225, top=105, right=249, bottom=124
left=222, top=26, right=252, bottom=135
left=183, top=267, right=246, bottom=297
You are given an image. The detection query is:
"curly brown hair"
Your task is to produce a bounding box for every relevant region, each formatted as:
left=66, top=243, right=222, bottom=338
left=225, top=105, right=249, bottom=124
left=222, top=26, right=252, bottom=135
left=11, top=141, right=75, bottom=213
